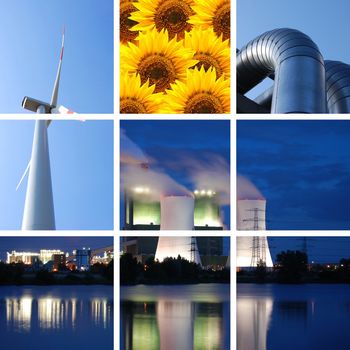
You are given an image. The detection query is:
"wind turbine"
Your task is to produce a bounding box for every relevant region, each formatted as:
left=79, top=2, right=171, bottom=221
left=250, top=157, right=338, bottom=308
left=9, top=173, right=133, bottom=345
left=18, top=29, right=76, bottom=230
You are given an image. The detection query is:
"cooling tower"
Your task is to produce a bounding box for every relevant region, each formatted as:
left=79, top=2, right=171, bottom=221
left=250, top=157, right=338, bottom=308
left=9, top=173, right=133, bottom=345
left=194, top=190, right=222, bottom=227
left=237, top=237, right=273, bottom=268
left=237, top=199, right=266, bottom=230
left=160, top=196, right=194, bottom=230
left=155, top=237, right=202, bottom=265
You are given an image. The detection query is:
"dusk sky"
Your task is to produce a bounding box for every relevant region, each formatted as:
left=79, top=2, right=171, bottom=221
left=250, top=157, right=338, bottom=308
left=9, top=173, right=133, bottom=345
left=237, top=0, right=350, bottom=98
left=268, top=237, right=350, bottom=264
left=0, top=236, right=113, bottom=262
left=0, top=0, right=113, bottom=113
left=0, top=120, right=113, bottom=230
left=120, top=120, right=230, bottom=229
left=237, top=120, right=350, bottom=230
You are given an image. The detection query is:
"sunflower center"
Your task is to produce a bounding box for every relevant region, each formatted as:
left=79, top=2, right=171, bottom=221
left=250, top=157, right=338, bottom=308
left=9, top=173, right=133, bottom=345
left=120, top=98, right=148, bottom=114
left=138, top=55, right=176, bottom=92
left=194, top=53, right=223, bottom=77
left=213, top=2, right=230, bottom=41
left=185, top=93, right=224, bottom=113
left=154, top=0, right=193, bottom=39
left=120, top=2, right=138, bottom=43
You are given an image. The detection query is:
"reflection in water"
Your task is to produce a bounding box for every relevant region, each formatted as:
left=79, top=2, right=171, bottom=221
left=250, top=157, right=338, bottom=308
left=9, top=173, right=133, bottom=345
left=276, top=301, right=308, bottom=326
left=236, top=285, right=350, bottom=350
left=121, top=297, right=229, bottom=350
left=237, top=298, right=273, bottom=350
left=4, top=296, right=112, bottom=332
left=6, top=297, right=33, bottom=332
left=157, top=300, right=194, bottom=350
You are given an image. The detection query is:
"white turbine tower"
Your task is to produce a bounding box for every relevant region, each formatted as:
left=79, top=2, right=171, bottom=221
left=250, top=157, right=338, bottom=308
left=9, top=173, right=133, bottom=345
left=18, top=29, right=76, bottom=230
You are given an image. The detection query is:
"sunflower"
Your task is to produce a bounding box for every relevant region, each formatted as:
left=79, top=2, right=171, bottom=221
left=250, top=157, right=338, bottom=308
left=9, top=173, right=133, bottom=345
left=120, top=0, right=139, bottom=43
left=120, top=73, right=164, bottom=113
left=121, top=28, right=197, bottom=93
left=130, top=0, right=194, bottom=40
left=161, top=66, right=230, bottom=113
left=189, top=0, right=230, bottom=41
left=184, top=27, right=230, bottom=78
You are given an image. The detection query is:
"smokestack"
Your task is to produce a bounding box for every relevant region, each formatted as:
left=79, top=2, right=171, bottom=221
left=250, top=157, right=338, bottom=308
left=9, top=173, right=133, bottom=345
left=155, top=237, right=202, bottom=265
left=160, top=196, right=194, bottom=230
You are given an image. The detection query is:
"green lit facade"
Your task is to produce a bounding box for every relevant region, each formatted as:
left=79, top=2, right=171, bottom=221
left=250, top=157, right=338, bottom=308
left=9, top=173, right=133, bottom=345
left=124, top=190, right=223, bottom=230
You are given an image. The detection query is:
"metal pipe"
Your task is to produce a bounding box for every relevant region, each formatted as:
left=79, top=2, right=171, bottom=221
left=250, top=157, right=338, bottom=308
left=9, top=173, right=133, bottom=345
left=237, top=28, right=326, bottom=113
left=254, top=85, right=273, bottom=110
left=325, top=60, right=350, bottom=113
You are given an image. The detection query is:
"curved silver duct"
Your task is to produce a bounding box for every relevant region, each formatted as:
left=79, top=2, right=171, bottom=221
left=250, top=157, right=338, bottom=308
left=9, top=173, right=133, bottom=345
left=325, top=60, right=350, bottom=113
left=237, top=28, right=326, bottom=113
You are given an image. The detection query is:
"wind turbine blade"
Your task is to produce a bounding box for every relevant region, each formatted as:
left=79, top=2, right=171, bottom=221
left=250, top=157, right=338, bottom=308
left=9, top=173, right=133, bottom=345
left=50, top=27, right=65, bottom=107
left=51, top=105, right=76, bottom=114
left=16, top=160, right=31, bottom=191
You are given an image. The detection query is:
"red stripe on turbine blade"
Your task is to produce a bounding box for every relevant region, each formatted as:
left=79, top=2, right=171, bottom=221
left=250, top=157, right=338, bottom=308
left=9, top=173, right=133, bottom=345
left=60, top=47, right=64, bottom=60
left=67, top=110, right=74, bottom=114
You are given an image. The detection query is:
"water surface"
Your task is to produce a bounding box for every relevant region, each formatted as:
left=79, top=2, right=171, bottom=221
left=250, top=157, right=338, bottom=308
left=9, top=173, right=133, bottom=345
left=0, top=285, right=113, bottom=350
left=121, top=283, right=230, bottom=350
left=237, top=284, right=350, bottom=350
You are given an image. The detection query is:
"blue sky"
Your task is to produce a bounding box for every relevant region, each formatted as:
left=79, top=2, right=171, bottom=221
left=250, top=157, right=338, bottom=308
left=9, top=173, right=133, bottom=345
left=268, top=237, right=350, bottom=264
left=237, top=0, right=350, bottom=98
left=0, top=0, right=113, bottom=113
left=0, top=120, right=113, bottom=230
left=120, top=120, right=231, bottom=229
left=0, top=237, right=114, bottom=261
left=237, top=120, right=350, bottom=230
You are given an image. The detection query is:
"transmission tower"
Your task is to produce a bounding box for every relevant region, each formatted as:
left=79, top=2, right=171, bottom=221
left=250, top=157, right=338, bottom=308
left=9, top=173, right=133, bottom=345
left=243, top=208, right=267, bottom=267
left=189, top=237, right=198, bottom=263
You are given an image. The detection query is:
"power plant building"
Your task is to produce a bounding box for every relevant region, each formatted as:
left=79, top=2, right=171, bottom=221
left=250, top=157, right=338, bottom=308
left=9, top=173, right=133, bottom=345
left=74, top=248, right=92, bottom=271
left=7, top=251, right=40, bottom=265
left=124, top=188, right=223, bottom=230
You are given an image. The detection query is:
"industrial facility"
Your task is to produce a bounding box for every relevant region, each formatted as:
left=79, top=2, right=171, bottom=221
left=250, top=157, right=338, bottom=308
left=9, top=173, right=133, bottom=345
left=237, top=28, right=350, bottom=114
left=236, top=199, right=273, bottom=269
left=124, top=188, right=223, bottom=230
left=121, top=237, right=228, bottom=270
left=6, top=246, right=113, bottom=272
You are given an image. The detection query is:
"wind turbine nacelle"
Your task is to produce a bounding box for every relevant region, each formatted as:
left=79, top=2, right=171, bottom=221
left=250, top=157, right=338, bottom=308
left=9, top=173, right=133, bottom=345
left=22, top=96, right=52, bottom=114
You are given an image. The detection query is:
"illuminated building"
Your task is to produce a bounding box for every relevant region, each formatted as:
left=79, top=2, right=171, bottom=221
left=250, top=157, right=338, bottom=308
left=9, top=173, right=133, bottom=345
left=74, top=248, right=92, bottom=271
left=194, top=189, right=223, bottom=229
left=52, top=254, right=66, bottom=271
left=124, top=187, right=224, bottom=230
left=7, top=251, right=40, bottom=265
left=40, top=249, right=65, bottom=264
left=124, top=188, right=160, bottom=229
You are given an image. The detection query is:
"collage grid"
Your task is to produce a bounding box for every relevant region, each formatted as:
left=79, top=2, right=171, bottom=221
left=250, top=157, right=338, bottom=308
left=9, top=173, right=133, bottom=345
left=4, top=0, right=350, bottom=349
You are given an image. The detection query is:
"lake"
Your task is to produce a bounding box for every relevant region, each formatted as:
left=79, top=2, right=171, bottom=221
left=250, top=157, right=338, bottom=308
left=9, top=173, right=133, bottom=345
left=237, top=283, right=350, bottom=350
left=0, top=285, right=113, bottom=350
left=120, top=283, right=230, bottom=350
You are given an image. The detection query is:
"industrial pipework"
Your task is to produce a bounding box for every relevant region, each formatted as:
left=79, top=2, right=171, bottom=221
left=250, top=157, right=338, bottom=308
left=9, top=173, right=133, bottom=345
left=325, top=60, right=350, bottom=113
left=237, top=28, right=327, bottom=113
